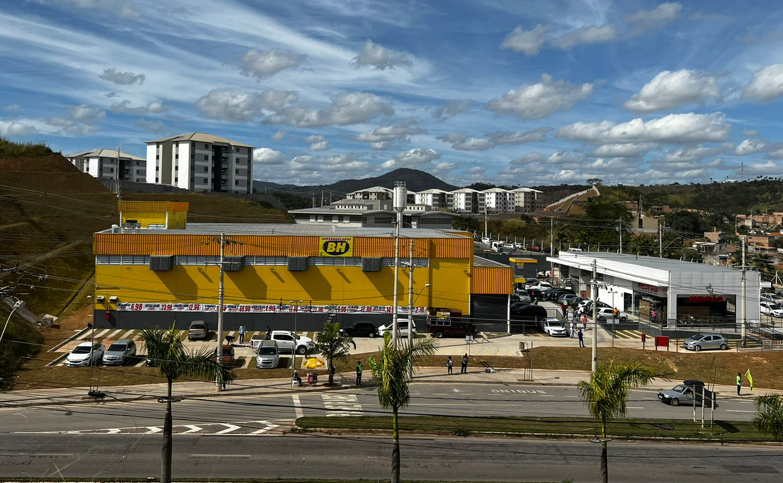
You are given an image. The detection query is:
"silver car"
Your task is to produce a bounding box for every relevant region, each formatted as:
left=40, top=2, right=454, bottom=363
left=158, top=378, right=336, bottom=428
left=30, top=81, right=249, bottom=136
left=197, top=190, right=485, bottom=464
left=102, top=339, right=137, bottom=366
left=683, top=333, right=729, bottom=352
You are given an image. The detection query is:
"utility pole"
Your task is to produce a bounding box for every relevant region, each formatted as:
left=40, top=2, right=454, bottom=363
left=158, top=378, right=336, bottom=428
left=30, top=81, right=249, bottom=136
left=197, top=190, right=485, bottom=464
left=741, top=236, right=747, bottom=347
left=484, top=206, right=488, bottom=240
left=618, top=219, right=623, bottom=254
left=591, top=259, right=598, bottom=373
left=659, top=223, right=663, bottom=258
left=216, top=232, right=226, bottom=390
left=550, top=218, right=555, bottom=278
left=116, top=146, right=122, bottom=229
left=312, top=193, right=316, bottom=208
left=407, top=239, right=415, bottom=377
left=391, top=182, right=406, bottom=348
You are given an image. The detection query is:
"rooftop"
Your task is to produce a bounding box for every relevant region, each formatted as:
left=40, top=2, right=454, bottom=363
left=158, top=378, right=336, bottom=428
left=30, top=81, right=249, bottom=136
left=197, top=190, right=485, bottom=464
left=146, top=132, right=254, bottom=148
left=101, top=223, right=468, bottom=238
left=473, top=256, right=510, bottom=268
left=553, top=251, right=739, bottom=274
left=66, top=149, right=145, bottom=161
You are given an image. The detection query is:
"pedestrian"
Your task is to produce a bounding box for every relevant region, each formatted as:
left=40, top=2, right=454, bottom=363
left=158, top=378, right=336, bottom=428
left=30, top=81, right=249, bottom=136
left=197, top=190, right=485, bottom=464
left=737, top=372, right=742, bottom=396
left=582, top=313, right=588, bottom=330
left=571, top=320, right=577, bottom=338
left=356, top=360, right=363, bottom=386
left=238, top=324, right=246, bottom=344
left=446, top=356, right=453, bottom=375
left=265, top=326, right=272, bottom=340
left=461, top=353, right=469, bottom=374
left=578, top=329, right=585, bottom=348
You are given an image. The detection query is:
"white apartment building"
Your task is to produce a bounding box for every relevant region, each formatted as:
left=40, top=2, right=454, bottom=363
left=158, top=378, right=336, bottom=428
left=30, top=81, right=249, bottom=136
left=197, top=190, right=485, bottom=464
left=451, top=188, right=485, bottom=214
left=482, top=188, right=514, bottom=213
left=66, top=149, right=146, bottom=183
left=145, top=133, right=253, bottom=194
left=511, top=187, right=543, bottom=214
left=345, top=186, right=417, bottom=205
left=415, top=189, right=453, bottom=210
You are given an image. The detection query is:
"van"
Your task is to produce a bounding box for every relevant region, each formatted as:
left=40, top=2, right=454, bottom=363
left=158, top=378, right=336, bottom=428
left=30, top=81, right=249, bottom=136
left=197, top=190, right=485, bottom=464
left=567, top=248, right=583, bottom=252
left=256, top=340, right=280, bottom=369
left=491, top=241, right=504, bottom=252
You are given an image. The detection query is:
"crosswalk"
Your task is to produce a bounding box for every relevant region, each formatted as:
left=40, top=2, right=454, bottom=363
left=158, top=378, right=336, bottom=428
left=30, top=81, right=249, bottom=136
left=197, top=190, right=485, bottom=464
left=15, top=420, right=291, bottom=436
left=606, top=329, right=645, bottom=340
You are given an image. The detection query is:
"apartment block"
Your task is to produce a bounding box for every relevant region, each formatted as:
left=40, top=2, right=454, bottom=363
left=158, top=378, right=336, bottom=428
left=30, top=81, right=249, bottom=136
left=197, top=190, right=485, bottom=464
left=510, top=187, right=543, bottom=213
left=415, top=189, right=453, bottom=210
left=66, top=149, right=146, bottom=183
left=145, top=132, right=253, bottom=194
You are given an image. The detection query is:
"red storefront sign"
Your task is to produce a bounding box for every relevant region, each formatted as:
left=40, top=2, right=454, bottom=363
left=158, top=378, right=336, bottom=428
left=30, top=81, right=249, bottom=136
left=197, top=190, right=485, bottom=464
left=688, top=295, right=724, bottom=303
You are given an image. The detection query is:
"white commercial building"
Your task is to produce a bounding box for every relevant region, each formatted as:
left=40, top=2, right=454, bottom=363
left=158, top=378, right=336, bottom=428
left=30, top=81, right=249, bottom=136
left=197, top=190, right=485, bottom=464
left=547, top=251, right=761, bottom=329
left=66, top=149, right=146, bottom=183
left=145, top=133, right=253, bottom=194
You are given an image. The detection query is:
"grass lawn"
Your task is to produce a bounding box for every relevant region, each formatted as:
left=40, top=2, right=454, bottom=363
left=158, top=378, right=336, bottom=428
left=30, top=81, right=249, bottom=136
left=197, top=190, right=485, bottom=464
left=297, top=416, right=773, bottom=443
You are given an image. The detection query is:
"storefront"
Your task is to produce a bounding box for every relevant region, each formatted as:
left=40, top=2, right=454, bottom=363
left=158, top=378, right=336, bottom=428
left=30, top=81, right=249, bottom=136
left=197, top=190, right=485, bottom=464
left=546, top=252, right=760, bottom=326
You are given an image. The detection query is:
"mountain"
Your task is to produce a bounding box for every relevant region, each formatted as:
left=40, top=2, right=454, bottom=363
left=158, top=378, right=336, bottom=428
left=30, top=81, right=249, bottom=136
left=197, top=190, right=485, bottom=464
left=253, top=168, right=457, bottom=198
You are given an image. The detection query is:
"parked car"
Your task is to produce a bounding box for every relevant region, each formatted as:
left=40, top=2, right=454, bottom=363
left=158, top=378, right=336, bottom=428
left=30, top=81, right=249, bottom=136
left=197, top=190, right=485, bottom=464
left=213, top=344, right=235, bottom=364
left=513, top=291, right=532, bottom=304
left=511, top=304, right=548, bottom=321
left=683, top=333, right=729, bottom=351
left=540, top=318, right=568, bottom=337
left=339, top=321, right=380, bottom=338
left=255, top=340, right=280, bottom=369
left=596, top=307, right=628, bottom=322
left=187, top=320, right=209, bottom=341
left=560, top=294, right=581, bottom=307
left=427, top=320, right=477, bottom=338
left=270, top=330, right=314, bottom=355
left=527, top=281, right=553, bottom=290
left=546, top=288, right=575, bottom=301
left=66, top=342, right=105, bottom=367
left=525, top=246, right=541, bottom=252
left=658, top=380, right=713, bottom=407
left=554, top=290, right=577, bottom=303
left=760, top=301, right=783, bottom=318
left=102, top=339, right=137, bottom=366
left=378, top=319, right=417, bottom=338
left=527, top=288, right=545, bottom=300
left=250, top=334, right=266, bottom=350
left=761, top=293, right=782, bottom=303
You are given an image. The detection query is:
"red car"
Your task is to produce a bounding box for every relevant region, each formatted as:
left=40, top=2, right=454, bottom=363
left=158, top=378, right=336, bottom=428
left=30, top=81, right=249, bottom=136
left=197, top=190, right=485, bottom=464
left=212, top=345, right=235, bottom=364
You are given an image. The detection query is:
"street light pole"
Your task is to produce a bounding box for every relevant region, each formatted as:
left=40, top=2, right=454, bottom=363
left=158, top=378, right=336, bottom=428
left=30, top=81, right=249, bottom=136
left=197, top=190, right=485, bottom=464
left=290, top=300, right=303, bottom=387
left=0, top=300, right=25, bottom=344
left=216, top=232, right=225, bottom=391
left=591, top=259, right=598, bottom=373
left=391, top=182, right=407, bottom=348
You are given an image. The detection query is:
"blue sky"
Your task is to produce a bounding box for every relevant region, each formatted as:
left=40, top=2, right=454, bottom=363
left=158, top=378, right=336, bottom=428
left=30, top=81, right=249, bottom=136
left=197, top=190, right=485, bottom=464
left=3, top=0, right=783, bottom=187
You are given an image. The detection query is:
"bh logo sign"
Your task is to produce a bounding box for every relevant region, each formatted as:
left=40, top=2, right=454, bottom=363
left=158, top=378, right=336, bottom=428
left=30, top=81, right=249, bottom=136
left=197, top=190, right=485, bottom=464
left=320, top=237, right=353, bottom=257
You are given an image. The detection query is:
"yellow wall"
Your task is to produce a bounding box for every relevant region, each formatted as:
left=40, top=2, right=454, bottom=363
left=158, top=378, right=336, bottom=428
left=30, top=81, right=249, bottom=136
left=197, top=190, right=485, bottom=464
left=121, top=210, right=187, bottom=229
left=94, top=257, right=471, bottom=314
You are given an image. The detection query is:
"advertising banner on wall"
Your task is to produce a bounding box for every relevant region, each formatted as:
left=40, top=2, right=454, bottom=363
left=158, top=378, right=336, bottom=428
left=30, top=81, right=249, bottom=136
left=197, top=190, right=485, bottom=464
left=318, top=237, right=354, bottom=257
left=116, top=302, right=427, bottom=314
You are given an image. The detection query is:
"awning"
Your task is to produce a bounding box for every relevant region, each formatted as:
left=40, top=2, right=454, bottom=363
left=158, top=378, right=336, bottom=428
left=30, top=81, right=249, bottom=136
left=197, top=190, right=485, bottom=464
left=514, top=277, right=527, bottom=284
left=509, top=258, right=537, bottom=265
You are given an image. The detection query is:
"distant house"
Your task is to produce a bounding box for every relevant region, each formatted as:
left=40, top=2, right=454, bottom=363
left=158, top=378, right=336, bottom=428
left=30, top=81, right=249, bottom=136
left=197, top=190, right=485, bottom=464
left=289, top=198, right=457, bottom=229
left=704, top=228, right=725, bottom=243
left=66, top=149, right=146, bottom=183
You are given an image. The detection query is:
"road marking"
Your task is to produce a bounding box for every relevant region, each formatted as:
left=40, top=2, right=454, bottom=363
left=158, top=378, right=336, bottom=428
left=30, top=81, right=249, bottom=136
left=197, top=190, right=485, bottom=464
left=145, top=426, right=162, bottom=434
left=627, top=407, right=645, bottom=409
left=538, top=394, right=555, bottom=397
left=292, top=394, right=303, bottom=419
left=726, top=410, right=755, bottom=413
left=491, top=389, right=547, bottom=394
left=250, top=421, right=280, bottom=435
left=215, top=423, right=240, bottom=435
left=182, top=425, right=202, bottom=434
left=190, top=454, right=250, bottom=459
left=120, top=329, right=136, bottom=340
left=322, top=393, right=363, bottom=416
left=565, top=395, right=579, bottom=398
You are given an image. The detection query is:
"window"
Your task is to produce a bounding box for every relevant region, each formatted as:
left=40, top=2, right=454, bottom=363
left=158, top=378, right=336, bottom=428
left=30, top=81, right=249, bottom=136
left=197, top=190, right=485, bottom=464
left=317, top=215, right=324, bottom=223
left=156, top=166, right=159, bottom=171
left=203, top=178, right=208, bottom=183
left=203, top=167, right=208, bottom=172
left=332, top=216, right=339, bottom=222
left=108, top=168, right=114, bottom=173
left=175, top=154, right=178, bottom=159
left=310, top=215, right=316, bottom=222
left=175, top=177, right=178, bottom=182
left=235, top=169, right=239, bottom=174
left=156, top=155, right=159, bottom=160
left=204, top=143, right=209, bottom=149
left=204, top=154, right=208, bottom=161
left=175, top=165, right=178, bottom=170
left=343, top=216, right=350, bottom=223
left=235, top=180, right=239, bottom=185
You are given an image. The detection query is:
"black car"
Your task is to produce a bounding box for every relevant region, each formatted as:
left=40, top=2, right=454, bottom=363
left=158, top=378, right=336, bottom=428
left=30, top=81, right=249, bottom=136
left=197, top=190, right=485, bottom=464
left=339, top=322, right=379, bottom=338
left=544, top=288, right=573, bottom=301
left=511, top=304, right=548, bottom=320
left=527, top=288, right=545, bottom=300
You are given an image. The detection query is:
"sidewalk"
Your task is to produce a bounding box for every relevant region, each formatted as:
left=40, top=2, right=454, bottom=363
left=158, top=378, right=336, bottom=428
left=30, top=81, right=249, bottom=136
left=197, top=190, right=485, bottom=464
left=2, top=367, right=779, bottom=409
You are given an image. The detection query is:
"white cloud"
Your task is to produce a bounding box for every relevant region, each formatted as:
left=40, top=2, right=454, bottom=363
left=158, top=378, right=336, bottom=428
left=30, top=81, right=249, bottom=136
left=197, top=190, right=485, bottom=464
left=431, top=162, right=458, bottom=174
left=99, top=67, right=145, bottom=85
left=134, top=119, right=168, bottom=134
left=741, top=161, right=782, bottom=176
left=660, top=143, right=732, bottom=162
left=625, top=2, right=682, bottom=35
left=265, top=92, right=393, bottom=127
left=45, top=104, right=105, bottom=135
left=742, top=64, right=783, bottom=103
left=309, top=140, right=332, bottom=151
left=110, top=100, right=167, bottom=115
left=4, top=104, right=21, bottom=112
left=0, top=120, right=39, bottom=136
left=466, top=166, right=486, bottom=176
left=589, top=142, right=658, bottom=157
left=557, top=112, right=731, bottom=145
left=623, top=69, right=721, bottom=113
left=271, top=131, right=286, bottom=141
left=196, top=88, right=298, bottom=122
left=550, top=24, right=616, bottom=49
left=437, top=127, right=552, bottom=151
left=743, top=129, right=759, bottom=136
left=352, top=40, right=412, bottom=70
left=380, top=148, right=441, bottom=169
left=547, top=150, right=583, bottom=165
left=485, top=74, right=594, bottom=120
left=355, top=119, right=426, bottom=149
left=239, top=49, right=306, bottom=80
left=254, top=147, right=286, bottom=165
left=432, top=100, right=474, bottom=120
left=31, top=0, right=141, bottom=19
left=735, top=138, right=770, bottom=155
left=290, top=153, right=369, bottom=172
left=66, top=104, right=105, bottom=123
left=500, top=24, right=552, bottom=55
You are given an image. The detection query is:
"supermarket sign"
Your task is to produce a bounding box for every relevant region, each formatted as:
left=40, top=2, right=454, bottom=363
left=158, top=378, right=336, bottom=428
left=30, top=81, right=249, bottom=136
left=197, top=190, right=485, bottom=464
left=116, top=302, right=426, bottom=314
left=634, top=282, right=669, bottom=296
left=763, top=340, right=783, bottom=350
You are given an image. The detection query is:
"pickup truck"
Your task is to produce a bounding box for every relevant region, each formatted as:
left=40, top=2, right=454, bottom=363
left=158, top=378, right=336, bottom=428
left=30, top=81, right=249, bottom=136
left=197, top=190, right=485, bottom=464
left=269, top=330, right=313, bottom=355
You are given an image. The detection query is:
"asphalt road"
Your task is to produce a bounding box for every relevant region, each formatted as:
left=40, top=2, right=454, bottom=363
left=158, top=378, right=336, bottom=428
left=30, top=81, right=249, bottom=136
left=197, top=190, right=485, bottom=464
left=1, top=434, right=781, bottom=482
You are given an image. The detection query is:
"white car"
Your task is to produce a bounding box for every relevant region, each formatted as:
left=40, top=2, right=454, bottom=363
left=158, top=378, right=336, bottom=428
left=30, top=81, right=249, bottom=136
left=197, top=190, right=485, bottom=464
left=760, top=302, right=783, bottom=318
left=66, top=342, right=105, bottom=367
left=596, top=307, right=628, bottom=322
left=541, top=318, right=568, bottom=337
left=269, top=330, right=314, bottom=355
left=378, top=319, right=417, bottom=338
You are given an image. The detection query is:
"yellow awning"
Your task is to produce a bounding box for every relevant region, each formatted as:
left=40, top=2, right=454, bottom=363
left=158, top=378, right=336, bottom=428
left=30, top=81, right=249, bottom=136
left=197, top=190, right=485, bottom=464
left=514, top=277, right=527, bottom=284
left=509, top=258, right=537, bottom=264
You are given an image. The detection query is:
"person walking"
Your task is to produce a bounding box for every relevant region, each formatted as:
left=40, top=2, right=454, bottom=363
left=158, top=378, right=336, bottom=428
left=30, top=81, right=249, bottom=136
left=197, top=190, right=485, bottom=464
left=356, top=361, right=363, bottom=387
left=571, top=320, right=577, bottom=338
left=238, top=324, right=246, bottom=344
left=446, top=356, right=453, bottom=375
left=264, top=326, right=272, bottom=340
left=737, top=372, right=742, bottom=396
left=582, top=313, right=588, bottom=330
left=461, top=353, right=469, bottom=374
left=578, top=329, right=584, bottom=348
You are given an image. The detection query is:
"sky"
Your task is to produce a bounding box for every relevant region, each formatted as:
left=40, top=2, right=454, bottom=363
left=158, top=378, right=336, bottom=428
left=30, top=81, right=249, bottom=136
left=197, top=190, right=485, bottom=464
left=3, top=0, right=783, bottom=188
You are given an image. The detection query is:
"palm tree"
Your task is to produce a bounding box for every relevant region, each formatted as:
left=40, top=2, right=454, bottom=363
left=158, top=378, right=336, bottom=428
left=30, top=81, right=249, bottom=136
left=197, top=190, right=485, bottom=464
left=314, top=321, right=356, bottom=384
left=368, top=332, right=436, bottom=483
left=140, top=324, right=236, bottom=483
left=753, top=394, right=783, bottom=440
left=578, top=361, right=654, bottom=483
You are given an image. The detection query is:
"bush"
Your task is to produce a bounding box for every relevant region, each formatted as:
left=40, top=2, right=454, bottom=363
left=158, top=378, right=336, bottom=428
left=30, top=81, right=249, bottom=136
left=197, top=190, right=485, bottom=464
left=0, top=137, right=55, bottom=158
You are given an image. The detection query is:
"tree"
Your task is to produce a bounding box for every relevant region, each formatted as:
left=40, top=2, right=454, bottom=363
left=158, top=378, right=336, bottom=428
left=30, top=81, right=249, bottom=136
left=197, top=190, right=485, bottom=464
left=578, top=361, right=654, bottom=483
left=750, top=254, right=775, bottom=280
left=314, top=321, right=356, bottom=385
left=140, top=325, right=236, bottom=483
left=753, top=394, right=783, bottom=440
left=587, top=178, right=603, bottom=186
left=368, top=333, right=436, bottom=483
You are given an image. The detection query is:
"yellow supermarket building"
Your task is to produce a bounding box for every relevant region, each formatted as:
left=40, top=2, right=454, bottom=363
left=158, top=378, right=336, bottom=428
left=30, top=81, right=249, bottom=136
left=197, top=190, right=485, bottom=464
left=93, top=202, right=513, bottom=332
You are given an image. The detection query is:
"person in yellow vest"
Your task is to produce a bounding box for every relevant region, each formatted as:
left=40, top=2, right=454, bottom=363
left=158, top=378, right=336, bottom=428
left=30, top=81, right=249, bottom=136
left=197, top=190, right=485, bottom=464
left=736, top=372, right=742, bottom=396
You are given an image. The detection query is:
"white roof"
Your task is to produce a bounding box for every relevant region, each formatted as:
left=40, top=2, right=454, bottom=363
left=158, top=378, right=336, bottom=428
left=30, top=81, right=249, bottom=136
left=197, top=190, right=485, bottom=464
left=146, top=132, right=254, bottom=148
left=451, top=188, right=479, bottom=193
left=417, top=189, right=450, bottom=194
left=482, top=188, right=511, bottom=193
left=101, top=223, right=466, bottom=238
left=66, top=149, right=145, bottom=161
left=510, top=187, right=543, bottom=193
left=351, top=186, right=392, bottom=193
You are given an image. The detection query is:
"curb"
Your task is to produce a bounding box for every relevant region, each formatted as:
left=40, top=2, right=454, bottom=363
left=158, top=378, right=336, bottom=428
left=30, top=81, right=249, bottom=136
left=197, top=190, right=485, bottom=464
left=47, top=327, right=91, bottom=353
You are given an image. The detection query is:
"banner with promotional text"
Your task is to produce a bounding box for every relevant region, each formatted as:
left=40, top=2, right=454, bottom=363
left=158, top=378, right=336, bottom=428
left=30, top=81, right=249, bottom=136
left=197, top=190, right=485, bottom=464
left=116, top=302, right=427, bottom=314
left=318, top=236, right=353, bottom=257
